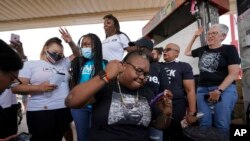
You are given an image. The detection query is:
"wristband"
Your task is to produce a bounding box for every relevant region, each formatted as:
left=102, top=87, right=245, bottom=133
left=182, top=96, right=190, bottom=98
left=216, top=88, right=224, bottom=93
left=188, top=112, right=197, bottom=116
left=98, top=71, right=109, bottom=83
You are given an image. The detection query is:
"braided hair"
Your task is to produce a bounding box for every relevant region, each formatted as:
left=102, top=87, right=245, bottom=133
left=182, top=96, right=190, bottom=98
left=69, top=33, right=104, bottom=89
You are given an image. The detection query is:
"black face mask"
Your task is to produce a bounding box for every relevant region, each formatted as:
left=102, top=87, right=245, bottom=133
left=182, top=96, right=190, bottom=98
left=46, top=51, right=63, bottom=64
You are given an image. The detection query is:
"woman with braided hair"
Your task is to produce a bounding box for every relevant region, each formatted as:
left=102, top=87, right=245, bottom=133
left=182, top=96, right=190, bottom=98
left=61, top=30, right=107, bottom=141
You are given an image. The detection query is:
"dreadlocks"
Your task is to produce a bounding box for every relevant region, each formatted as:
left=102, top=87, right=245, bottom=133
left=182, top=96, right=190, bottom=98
left=69, top=33, right=105, bottom=89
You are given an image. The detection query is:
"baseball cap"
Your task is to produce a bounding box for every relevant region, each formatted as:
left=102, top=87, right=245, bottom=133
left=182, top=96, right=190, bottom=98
left=128, top=37, right=153, bottom=50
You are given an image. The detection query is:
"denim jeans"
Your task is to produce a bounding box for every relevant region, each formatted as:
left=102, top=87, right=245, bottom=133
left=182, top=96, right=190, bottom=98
left=71, top=107, right=92, bottom=141
left=197, top=84, right=237, bottom=132
left=149, top=127, right=163, bottom=141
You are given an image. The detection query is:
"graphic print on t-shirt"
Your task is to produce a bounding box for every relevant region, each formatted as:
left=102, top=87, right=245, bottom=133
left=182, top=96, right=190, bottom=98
left=163, top=66, right=176, bottom=85
left=199, top=51, right=220, bottom=73
left=108, top=91, right=151, bottom=127
left=80, top=61, right=94, bottom=82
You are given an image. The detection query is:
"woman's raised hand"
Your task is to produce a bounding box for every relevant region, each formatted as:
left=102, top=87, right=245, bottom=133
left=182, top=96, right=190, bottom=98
left=59, top=27, right=72, bottom=43
left=194, top=27, right=204, bottom=37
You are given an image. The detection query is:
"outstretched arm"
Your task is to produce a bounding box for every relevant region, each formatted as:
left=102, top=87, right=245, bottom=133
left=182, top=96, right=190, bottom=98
left=184, top=27, right=203, bottom=56
left=59, top=27, right=80, bottom=60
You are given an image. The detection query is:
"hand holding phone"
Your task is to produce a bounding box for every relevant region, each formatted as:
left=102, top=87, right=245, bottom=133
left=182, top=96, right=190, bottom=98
left=150, top=92, right=164, bottom=106
left=204, top=94, right=221, bottom=102
left=49, top=72, right=65, bottom=85
left=10, top=33, right=20, bottom=42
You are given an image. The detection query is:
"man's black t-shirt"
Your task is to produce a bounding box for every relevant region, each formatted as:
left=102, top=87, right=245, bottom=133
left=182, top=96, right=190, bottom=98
left=145, top=62, right=161, bottom=95
left=90, top=80, right=155, bottom=141
left=192, top=45, right=241, bottom=86
left=159, top=61, right=194, bottom=99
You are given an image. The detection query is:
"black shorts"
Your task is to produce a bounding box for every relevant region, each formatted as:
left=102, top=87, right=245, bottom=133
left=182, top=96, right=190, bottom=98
left=26, top=108, right=72, bottom=141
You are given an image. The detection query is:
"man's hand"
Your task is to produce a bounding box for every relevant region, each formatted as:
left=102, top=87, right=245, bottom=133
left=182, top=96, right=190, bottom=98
left=185, top=115, right=198, bottom=125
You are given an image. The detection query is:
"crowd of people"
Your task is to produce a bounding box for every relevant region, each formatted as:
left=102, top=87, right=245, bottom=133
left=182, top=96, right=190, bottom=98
left=0, top=13, right=241, bottom=141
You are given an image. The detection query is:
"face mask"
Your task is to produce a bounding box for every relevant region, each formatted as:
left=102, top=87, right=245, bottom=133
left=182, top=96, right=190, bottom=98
left=81, top=47, right=92, bottom=59
left=46, top=51, right=63, bottom=64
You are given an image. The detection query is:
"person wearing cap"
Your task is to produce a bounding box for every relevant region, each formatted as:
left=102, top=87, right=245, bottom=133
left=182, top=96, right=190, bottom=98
left=0, top=39, right=23, bottom=141
left=159, top=43, right=197, bottom=141
left=127, top=37, right=164, bottom=141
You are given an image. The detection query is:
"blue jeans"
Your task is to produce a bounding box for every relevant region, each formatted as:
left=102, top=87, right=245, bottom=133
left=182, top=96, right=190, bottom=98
left=149, top=127, right=163, bottom=141
left=197, top=84, right=237, bottom=132
left=71, top=107, right=92, bottom=141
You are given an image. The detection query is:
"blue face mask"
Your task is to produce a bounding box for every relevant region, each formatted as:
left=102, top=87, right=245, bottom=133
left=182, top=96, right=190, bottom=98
left=81, top=47, right=92, bottom=59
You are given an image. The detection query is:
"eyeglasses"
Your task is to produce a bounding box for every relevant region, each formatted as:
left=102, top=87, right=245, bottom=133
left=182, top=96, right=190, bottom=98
left=9, top=72, right=23, bottom=88
left=125, top=62, right=149, bottom=80
left=163, top=48, right=179, bottom=53
left=207, top=31, right=218, bottom=36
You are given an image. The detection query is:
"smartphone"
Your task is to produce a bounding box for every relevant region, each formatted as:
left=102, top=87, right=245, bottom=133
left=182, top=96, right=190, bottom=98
left=204, top=95, right=221, bottom=102
left=12, top=132, right=32, bottom=141
left=49, top=72, right=65, bottom=85
left=150, top=92, right=164, bottom=106
left=10, top=33, right=20, bottom=42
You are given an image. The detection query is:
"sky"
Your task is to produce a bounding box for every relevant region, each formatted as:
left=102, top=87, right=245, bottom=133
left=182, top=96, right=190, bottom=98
left=0, top=20, right=148, bottom=60
left=0, top=15, right=236, bottom=61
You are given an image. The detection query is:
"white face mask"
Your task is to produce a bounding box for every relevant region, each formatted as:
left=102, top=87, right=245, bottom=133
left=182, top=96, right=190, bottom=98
left=81, top=47, right=92, bottom=59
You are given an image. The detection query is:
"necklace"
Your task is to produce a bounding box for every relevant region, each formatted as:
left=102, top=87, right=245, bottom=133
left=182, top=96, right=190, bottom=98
left=117, top=80, right=139, bottom=109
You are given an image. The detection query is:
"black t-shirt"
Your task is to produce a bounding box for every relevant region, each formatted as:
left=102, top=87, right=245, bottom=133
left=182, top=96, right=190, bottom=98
left=90, top=80, right=155, bottom=141
left=192, top=45, right=241, bottom=86
left=159, top=61, right=194, bottom=99
left=145, top=62, right=161, bottom=95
